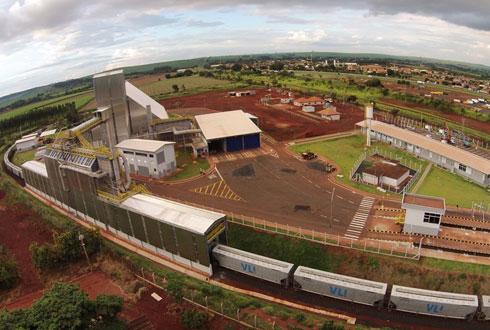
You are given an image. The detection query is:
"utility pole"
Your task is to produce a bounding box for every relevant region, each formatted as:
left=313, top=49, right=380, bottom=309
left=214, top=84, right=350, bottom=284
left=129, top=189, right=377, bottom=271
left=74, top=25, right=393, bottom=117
left=330, top=187, right=336, bottom=229
left=79, top=233, right=92, bottom=271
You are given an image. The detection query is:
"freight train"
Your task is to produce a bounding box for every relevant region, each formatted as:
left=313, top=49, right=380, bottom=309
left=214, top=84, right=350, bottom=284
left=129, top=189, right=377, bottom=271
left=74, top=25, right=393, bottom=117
left=212, top=245, right=490, bottom=321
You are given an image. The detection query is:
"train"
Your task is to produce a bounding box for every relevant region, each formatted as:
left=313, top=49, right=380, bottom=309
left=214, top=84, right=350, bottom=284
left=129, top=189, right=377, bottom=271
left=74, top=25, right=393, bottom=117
left=212, top=244, right=490, bottom=321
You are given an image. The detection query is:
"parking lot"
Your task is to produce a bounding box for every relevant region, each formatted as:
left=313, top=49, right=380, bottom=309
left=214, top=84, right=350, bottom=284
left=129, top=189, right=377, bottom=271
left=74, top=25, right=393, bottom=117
left=149, top=151, right=369, bottom=236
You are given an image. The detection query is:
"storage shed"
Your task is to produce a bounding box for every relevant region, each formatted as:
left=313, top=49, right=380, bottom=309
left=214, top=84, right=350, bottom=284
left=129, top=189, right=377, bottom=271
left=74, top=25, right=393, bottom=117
left=402, top=193, right=446, bottom=236
left=15, top=135, right=38, bottom=151
left=195, top=110, right=261, bottom=153
left=116, top=139, right=176, bottom=178
left=318, top=107, right=341, bottom=121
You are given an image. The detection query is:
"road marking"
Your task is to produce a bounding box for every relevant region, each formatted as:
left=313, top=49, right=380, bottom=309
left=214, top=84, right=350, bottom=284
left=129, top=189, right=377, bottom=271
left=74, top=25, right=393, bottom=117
left=192, top=179, right=243, bottom=201
left=343, top=197, right=375, bottom=240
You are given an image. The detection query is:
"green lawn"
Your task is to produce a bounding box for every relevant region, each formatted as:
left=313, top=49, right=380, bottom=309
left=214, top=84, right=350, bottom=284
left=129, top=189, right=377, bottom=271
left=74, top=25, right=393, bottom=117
left=11, top=149, right=36, bottom=166
left=289, top=134, right=427, bottom=196
left=0, top=91, right=94, bottom=121
left=417, top=166, right=489, bottom=208
left=167, top=150, right=209, bottom=181
left=138, top=76, right=244, bottom=98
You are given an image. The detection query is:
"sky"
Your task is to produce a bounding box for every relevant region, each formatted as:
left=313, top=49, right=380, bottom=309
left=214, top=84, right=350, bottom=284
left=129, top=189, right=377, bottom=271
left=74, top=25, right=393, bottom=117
left=1, top=0, right=490, bottom=97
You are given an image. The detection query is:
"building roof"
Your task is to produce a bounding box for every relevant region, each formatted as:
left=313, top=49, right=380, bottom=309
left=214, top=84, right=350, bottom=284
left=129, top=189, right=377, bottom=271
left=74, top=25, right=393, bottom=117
left=21, top=160, right=48, bottom=178
left=402, top=193, right=445, bottom=210
left=363, top=162, right=409, bottom=179
left=295, top=96, right=323, bottom=104
left=391, top=285, right=478, bottom=306
left=22, top=132, right=38, bottom=139
left=93, top=69, right=123, bottom=79
left=125, top=81, right=168, bottom=119
left=356, top=120, right=490, bottom=174
left=195, top=110, right=261, bottom=141
left=15, top=135, right=38, bottom=144
left=116, top=139, right=174, bottom=153
left=40, top=129, right=57, bottom=137
left=318, top=108, right=340, bottom=116
left=121, top=194, right=225, bottom=235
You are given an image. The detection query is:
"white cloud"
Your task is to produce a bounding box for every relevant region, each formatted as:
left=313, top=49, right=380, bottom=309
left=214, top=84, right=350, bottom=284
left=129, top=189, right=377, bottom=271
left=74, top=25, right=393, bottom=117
left=287, top=29, right=327, bottom=43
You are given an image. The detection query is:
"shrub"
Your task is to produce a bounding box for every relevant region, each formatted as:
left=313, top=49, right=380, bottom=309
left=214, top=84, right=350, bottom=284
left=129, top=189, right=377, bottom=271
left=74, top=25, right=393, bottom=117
left=95, top=295, right=123, bottom=319
left=0, top=246, right=18, bottom=290
left=320, top=320, right=344, bottom=330
left=181, top=309, right=208, bottom=330
left=166, top=277, right=184, bottom=302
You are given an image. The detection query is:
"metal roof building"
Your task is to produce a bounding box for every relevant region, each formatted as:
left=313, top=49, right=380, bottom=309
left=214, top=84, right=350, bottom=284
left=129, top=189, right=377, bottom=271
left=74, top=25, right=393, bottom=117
left=357, top=120, right=490, bottom=187
left=195, top=110, right=261, bottom=153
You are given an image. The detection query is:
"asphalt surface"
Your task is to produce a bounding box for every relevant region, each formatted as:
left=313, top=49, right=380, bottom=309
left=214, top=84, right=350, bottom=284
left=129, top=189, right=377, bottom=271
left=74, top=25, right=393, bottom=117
left=214, top=267, right=489, bottom=330
left=149, top=148, right=369, bottom=236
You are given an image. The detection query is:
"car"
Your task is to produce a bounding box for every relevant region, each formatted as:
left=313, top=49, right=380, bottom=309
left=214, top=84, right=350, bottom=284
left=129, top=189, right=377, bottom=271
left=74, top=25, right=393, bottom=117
left=301, top=152, right=318, bottom=160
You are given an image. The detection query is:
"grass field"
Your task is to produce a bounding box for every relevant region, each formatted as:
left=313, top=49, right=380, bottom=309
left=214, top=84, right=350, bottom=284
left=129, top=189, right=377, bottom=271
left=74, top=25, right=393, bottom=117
left=133, top=75, right=246, bottom=99
left=0, top=90, right=94, bottom=121
left=228, top=223, right=490, bottom=294
left=417, top=166, right=489, bottom=208
left=167, top=150, right=210, bottom=181
left=11, top=149, right=36, bottom=166
left=290, top=134, right=427, bottom=196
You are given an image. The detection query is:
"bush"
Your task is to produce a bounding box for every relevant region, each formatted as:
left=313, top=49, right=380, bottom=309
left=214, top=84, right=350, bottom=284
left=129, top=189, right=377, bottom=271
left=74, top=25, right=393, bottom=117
left=181, top=309, right=208, bottom=330
left=95, top=295, right=123, bottom=319
left=320, top=320, right=344, bottom=330
left=166, top=277, right=184, bottom=302
left=0, top=246, right=18, bottom=290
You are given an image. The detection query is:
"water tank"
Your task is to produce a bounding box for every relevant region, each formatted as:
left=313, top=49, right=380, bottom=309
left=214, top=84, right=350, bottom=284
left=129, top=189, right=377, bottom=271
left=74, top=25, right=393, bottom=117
left=365, top=104, right=374, bottom=119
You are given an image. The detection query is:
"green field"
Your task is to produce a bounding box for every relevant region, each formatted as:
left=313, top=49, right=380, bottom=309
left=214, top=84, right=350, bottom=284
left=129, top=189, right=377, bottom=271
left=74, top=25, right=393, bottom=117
left=290, top=134, right=427, bottom=196
left=417, top=166, right=489, bottom=208
left=167, top=150, right=210, bottom=181
left=138, top=76, right=246, bottom=99
left=11, top=149, right=36, bottom=166
left=0, top=90, right=94, bottom=121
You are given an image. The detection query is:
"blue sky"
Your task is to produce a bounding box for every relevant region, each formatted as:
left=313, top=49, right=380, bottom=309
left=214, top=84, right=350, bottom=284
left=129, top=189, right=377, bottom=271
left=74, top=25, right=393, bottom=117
left=1, top=0, right=490, bottom=97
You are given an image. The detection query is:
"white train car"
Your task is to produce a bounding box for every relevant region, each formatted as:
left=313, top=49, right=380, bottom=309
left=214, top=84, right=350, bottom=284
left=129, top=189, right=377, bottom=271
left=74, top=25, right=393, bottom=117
left=294, top=266, right=387, bottom=306
left=390, top=285, right=478, bottom=319
left=212, top=245, right=294, bottom=286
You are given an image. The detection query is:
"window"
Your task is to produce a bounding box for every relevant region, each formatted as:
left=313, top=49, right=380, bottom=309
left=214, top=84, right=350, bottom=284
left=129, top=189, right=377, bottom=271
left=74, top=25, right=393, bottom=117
left=458, top=163, right=467, bottom=172
left=123, top=150, right=133, bottom=155
left=423, top=212, right=440, bottom=224
left=136, top=152, right=147, bottom=157
left=149, top=154, right=154, bottom=158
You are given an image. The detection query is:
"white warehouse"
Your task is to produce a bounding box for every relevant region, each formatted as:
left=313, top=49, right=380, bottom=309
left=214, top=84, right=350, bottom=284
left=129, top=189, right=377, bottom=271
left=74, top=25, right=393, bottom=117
left=116, top=139, right=176, bottom=178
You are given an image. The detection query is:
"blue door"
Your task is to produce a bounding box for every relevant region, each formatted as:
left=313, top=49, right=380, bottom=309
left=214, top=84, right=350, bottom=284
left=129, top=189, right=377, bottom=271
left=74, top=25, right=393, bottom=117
left=226, top=136, right=243, bottom=152
left=243, top=134, right=260, bottom=149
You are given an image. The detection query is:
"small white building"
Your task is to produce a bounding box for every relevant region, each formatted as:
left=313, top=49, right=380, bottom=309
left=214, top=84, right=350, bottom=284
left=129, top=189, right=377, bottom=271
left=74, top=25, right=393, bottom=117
left=317, top=107, right=341, bottom=121
left=302, top=105, right=316, bottom=113
left=116, top=139, right=176, bottom=178
left=15, top=135, right=38, bottom=151
left=402, top=193, right=446, bottom=236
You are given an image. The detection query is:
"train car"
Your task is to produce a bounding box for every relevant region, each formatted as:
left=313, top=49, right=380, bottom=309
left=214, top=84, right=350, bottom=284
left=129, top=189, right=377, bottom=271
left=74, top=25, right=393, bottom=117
left=293, top=266, right=387, bottom=306
left=212, top=245, right=294, bottom=286
left=390, top=285, right=479, bottom=319
left=482, top=295, right=490, bottom=320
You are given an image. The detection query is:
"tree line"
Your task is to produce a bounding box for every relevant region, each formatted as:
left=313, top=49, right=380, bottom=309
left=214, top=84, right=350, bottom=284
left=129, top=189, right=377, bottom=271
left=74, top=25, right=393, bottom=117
left=0, top=101, right=80, bottom=133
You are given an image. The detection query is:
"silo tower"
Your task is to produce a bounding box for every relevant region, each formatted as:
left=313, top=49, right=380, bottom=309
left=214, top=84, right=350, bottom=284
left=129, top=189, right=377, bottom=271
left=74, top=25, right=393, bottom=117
left=365, top=103, right=374, bottom=147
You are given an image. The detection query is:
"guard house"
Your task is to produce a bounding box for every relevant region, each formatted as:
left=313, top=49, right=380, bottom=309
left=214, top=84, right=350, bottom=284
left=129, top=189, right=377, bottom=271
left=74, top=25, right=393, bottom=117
left=116, top=139, right=176, bottom=178
left=402, top=193, right=446, bottom=236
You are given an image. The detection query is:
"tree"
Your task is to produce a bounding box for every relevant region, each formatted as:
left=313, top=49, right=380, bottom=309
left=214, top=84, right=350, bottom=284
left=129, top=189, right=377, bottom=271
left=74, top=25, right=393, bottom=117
left=172, top=84, right=179, bottom=93
left=270, top=61, right=285, bottom=71
left=0, top=246, right=18, bottom=290
left=0, top=282, right=124, bottom=330
left=365, top=78, right=383, bottom=87
left=231, top=63, right=242, bottom=71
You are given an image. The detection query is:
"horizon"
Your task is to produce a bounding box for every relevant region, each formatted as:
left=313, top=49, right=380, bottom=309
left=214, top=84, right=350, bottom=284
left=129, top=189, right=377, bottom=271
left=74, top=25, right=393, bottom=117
left=1, top=1, right=490, bottom=96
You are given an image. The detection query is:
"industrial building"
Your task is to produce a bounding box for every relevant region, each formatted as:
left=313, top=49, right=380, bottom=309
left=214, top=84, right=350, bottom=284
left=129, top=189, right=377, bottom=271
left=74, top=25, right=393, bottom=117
left=195, top=110, right=261, bottom=153
left=357, top=120, right=490, bottom=187
left=402, top=193, right=446, bottom=236
left=293, top=97, right=323, bottom=107
left=116, top=139, right=176, bottom=178
left=14, top=70, right=228, bottom=275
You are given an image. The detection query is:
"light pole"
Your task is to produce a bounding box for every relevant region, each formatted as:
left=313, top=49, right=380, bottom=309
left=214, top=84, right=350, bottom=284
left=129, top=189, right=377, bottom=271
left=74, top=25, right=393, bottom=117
left=330, top=187, right=336, bottom=229
left=79, top=233, right=92, bottom=271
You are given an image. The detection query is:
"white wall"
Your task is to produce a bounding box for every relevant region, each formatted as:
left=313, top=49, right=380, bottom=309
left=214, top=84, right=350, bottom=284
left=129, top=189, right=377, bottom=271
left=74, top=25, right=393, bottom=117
left=403, top=208, right=440, bottom=236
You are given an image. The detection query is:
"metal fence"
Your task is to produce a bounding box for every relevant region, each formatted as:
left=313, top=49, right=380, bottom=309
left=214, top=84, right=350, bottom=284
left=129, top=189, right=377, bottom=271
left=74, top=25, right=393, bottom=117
left=349, top=146, right=422, bottom=194
left=226, top=213, right=421, bottom=260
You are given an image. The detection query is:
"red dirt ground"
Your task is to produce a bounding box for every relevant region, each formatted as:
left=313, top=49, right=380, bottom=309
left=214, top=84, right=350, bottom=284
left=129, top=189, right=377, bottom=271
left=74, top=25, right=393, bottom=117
left=160, top=89, right=363, bottom=141
left=0, top=202, right=53, bottom=298
left=380, top=98, right=490, bottom=133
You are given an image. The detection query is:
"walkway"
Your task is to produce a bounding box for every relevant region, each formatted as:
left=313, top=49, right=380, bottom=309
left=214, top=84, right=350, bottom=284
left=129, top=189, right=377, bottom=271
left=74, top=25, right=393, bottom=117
left=344, top=197, right=375, bottom=240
